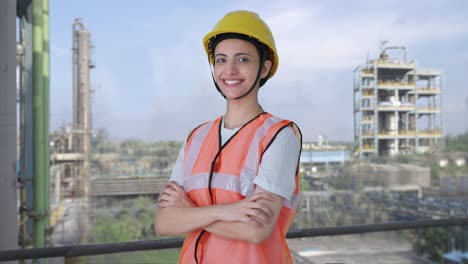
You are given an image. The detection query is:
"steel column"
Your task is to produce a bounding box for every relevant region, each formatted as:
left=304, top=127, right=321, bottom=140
left=0, top=0, right=19, bottom=259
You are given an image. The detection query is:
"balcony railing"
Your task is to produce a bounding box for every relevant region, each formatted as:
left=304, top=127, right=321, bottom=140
left=361, top=146, right=375, bottom=152
left=377, top=80, right=415, bottom=88
left=361, top=130, right=443, bottom=138
left=417, top=107, right=441, bottom=113
left=376, top=130, right=442, bottom=137
left=410, top=88, right=441, bottom=94
left=1, top=218, right=468, bottom=262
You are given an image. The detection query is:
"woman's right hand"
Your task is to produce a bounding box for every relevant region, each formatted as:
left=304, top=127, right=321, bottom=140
left=216, top=192, right=276, bottom=227
left=158, top=181, right=196, bottom=208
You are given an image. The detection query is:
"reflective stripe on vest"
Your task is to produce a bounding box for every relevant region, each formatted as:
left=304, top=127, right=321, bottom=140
left=179, top=113, right=301, bottom=264
left=183, top=172, right=300, bottom=209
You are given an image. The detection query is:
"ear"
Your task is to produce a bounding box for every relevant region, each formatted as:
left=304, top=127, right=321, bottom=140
left=260, top=60, right=272, bottom=79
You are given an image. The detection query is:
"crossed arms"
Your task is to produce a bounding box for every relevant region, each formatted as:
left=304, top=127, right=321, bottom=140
left=155, top=181, right=284, bottom=245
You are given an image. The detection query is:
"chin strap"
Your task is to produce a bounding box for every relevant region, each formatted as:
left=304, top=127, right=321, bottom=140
left=208, top=49, right=268, bottom=100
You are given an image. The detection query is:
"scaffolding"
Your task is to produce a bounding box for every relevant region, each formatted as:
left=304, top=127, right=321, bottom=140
left=353, top=46, right=443, bottom=158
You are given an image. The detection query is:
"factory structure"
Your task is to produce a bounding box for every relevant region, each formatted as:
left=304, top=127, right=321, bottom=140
left=50, top=19, right=94, bottom=200
left=353, top=46, right=443, bottom=158
left=47, top=18, right=95, bottom=243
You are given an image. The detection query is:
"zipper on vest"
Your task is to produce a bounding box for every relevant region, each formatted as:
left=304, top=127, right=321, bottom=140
left=194, top=121, right=222, bottom=264
left=193, top=112, right=267, bottom=264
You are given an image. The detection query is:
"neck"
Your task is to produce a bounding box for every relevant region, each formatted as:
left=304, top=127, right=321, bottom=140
left=224, top=95, right=263, bottom=129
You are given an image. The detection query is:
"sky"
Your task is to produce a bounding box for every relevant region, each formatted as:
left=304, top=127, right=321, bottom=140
left=47, top=0, right=468, bottom=142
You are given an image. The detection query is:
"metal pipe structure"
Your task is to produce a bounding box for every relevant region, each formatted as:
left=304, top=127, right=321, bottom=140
left=1, top=218, right=468, bottom=261
left=42, top=0, right=51, bottom=232
left=381, top=46, right=407, bottom=63
left=72, top=20, right=83, bottom=130
left=0, top=0, right=19, bottom=258
left=72, top=19, right=93, bottom=243
left=354, top=46, right=442, bottom=158
left=19, top=1, right=35, bottom=248
left=32, top=0, right=47, bottom=250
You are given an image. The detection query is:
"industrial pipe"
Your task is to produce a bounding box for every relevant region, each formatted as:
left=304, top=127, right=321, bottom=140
left=0, top=0, right=19, bottom=257
left=43, top=0, right=51, bottom=231
left=33, top=0, right=46, bottom=250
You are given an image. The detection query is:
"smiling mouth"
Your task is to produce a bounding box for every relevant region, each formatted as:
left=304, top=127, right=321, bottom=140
left=224, top=79, right=242, bottom=85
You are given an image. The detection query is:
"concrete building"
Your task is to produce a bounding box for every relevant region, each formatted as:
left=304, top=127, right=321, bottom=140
left=353, top=46, right=443, bottom=158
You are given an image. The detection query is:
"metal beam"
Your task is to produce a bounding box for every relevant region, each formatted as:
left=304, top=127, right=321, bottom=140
left=42, top=0, right=50, bottom=233
left=19, top=2, right=35, bottom=247
left=0, top=0, right=19, bottom=258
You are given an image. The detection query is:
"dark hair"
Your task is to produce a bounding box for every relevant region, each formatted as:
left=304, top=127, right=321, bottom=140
left=209, top=33, right=271, bottom=87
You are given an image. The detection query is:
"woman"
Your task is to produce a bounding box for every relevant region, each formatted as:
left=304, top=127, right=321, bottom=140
left=156, top=10, right=302, bottom=264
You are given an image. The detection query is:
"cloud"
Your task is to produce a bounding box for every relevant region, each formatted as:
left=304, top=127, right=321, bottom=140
left=50, top=1, right=468, bottom=141
left=266, top=8, right=468, bottom=74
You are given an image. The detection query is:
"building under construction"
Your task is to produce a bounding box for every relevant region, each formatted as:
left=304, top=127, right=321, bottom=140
left=353, top=46, right=443, bottom=158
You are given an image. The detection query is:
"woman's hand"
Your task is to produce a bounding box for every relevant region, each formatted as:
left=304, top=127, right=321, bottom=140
left=158, top=181, right=196, bottom=208
left=158, top=182, right=275, bottom=228
left=215, top=192, right=276, bottom=227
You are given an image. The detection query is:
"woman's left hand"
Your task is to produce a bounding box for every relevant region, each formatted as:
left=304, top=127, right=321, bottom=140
left=158, top=181, right=196, bottom=208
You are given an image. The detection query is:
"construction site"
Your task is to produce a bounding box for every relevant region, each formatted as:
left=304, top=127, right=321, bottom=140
left=353, top=46, right=443, bottom=158
left=1, top=1, right=468, bottom=263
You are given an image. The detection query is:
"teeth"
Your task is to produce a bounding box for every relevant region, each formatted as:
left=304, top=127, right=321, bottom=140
left=225, top=80, right=240, bottom=85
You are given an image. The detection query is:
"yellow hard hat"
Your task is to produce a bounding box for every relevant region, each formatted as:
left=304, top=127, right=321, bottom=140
left=203, top=10, right=279, bottom=79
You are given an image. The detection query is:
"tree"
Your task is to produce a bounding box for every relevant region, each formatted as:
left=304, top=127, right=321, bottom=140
left=91, top=196, right=180, bottom=263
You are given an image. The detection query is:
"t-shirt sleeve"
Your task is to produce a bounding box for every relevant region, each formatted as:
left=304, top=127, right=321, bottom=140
left=253, top=126, right=301, bottom=200
left=169, top=141, right=186, bottom=186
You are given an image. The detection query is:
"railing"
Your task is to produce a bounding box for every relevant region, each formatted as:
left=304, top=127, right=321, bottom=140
left=378, top=130, right=414, bottom=136
left=377, top=80, right=415, bottom=87
left=418, top=130, right=443, bottom=137
left=1, top=218, right=468, bottom=262
left=362, top=132, right=375, bottom=136
left=362, top=145, right=375, bottom=151
left=413, top=88, right=441, bottom=94
left=362, top=130, right=442, bottom=138
left=417, top=107, right=441, bottom=113
left=361, top=69, right=373, bottom=76
left=362, top=90, right=374, bottom=97
left=375, top=60, right=415, bottom=68
left=377, top=103, right=415, bottom=109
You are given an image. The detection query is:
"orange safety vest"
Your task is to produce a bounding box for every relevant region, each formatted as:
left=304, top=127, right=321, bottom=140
left=178, top=112, right=301, bottom=264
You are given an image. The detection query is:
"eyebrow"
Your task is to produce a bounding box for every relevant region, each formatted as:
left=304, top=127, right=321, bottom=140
left=214, top=52, right=252, bottom=58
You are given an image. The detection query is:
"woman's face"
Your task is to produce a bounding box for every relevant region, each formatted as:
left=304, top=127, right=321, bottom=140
left=213, top=38, right=271, bottom=100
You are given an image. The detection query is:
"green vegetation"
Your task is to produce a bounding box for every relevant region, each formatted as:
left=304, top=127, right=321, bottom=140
left=91, top=197, right=181, bottom=263
left=93, top=197, right=155, bottom=242
left=401, top=226, right=465, bottom=263
left=87, top=249, right=180, bottom=264
left=444, top=132, right=468, bottom=153
left=414, top=227, right=448, bottom=262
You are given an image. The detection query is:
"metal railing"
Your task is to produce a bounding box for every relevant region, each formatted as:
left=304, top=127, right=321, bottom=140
left=1, top=218, right=468, bottom=262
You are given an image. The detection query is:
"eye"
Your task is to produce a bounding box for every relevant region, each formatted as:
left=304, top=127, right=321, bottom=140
left=238, top=57, right=249, bottom=63
left=215, top=57, right=226, bottom=63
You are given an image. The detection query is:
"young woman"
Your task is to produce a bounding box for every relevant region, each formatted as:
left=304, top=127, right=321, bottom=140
left=155, top=10, right=302, bottom=264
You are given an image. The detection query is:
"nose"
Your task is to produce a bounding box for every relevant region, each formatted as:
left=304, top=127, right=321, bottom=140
left=225, top=60, right=239, bottom=75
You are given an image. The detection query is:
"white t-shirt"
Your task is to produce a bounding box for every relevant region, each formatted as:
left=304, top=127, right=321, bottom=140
left=169, top=117, right=300, bottom=200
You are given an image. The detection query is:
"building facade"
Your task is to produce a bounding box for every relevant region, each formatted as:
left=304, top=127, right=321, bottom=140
left=353, top=46, right=443, bottom=158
